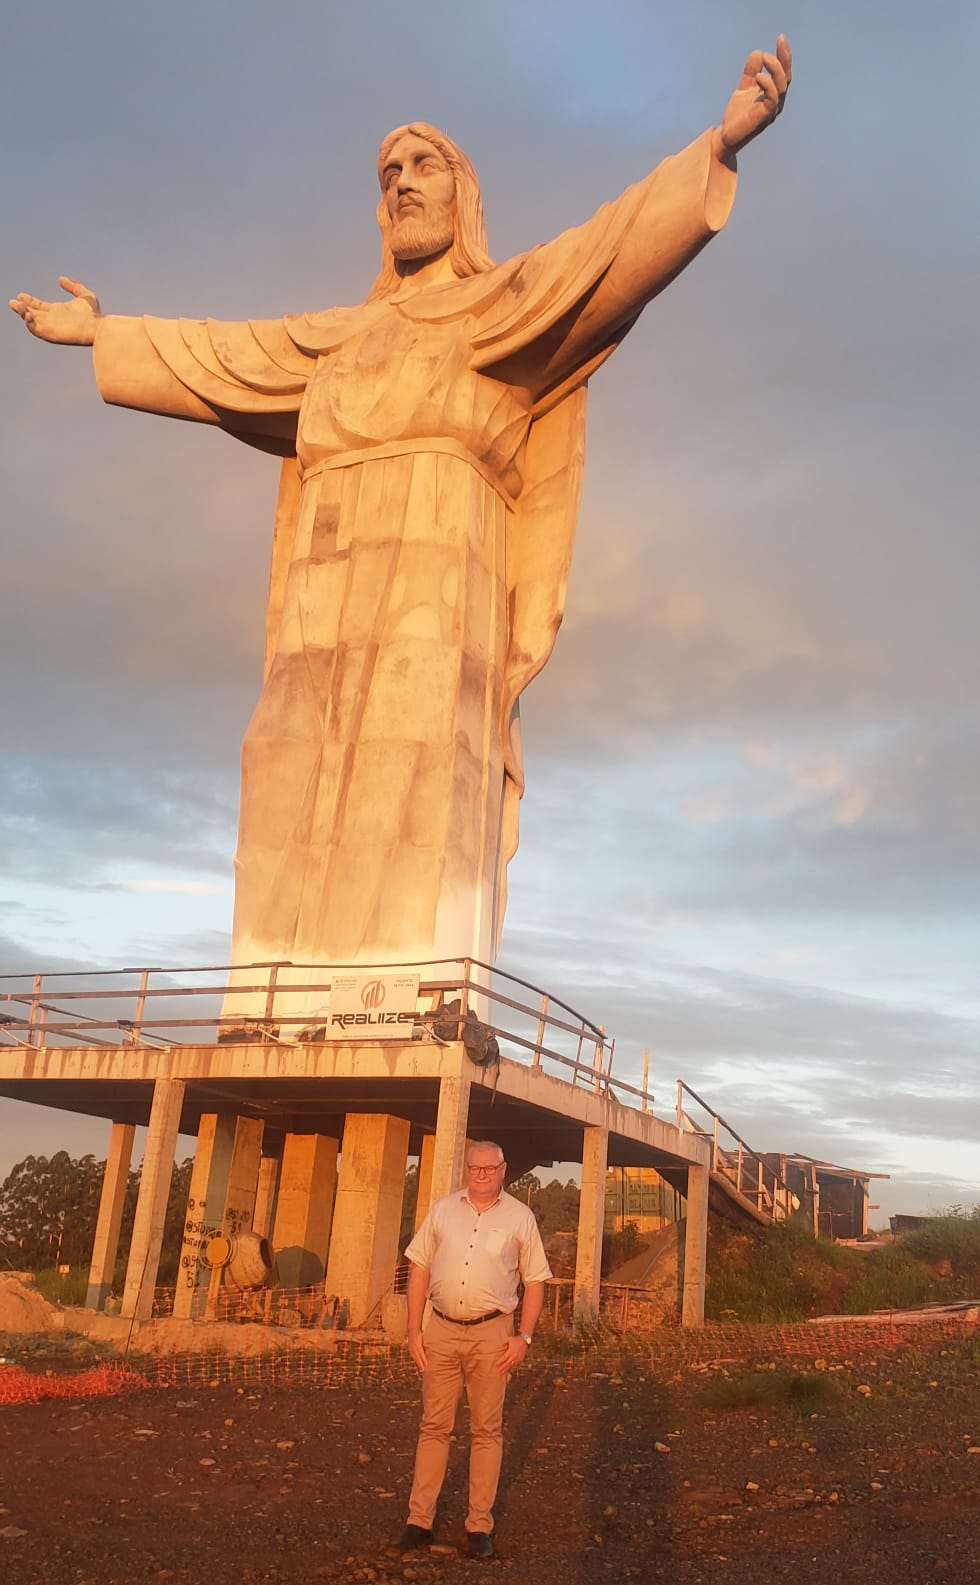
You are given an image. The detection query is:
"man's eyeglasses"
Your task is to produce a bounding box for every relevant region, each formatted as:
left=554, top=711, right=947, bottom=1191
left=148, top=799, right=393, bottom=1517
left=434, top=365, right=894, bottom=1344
left=467, top=1163, right=504, bottom=1176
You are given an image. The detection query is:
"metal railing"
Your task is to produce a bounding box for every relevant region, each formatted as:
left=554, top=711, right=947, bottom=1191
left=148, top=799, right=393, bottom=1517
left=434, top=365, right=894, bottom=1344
left=0, top=959, right=658, bottom=1116
left=674, top=1080, right=796, bottom=1224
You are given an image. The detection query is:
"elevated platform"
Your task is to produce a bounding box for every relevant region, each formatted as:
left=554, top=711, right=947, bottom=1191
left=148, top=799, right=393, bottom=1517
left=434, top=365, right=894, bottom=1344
left=0, top=960, right=717, bottom=1328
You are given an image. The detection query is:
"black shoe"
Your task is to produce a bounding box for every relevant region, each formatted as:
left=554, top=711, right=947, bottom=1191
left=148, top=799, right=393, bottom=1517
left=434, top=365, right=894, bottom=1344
left=467, top=1532, right=494, bottom=1558
left=396, top=1524, right=434, bottom=1551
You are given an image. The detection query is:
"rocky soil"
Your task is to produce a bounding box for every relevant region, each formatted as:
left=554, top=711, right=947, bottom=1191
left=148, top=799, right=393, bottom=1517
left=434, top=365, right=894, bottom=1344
left=0, top=1327, right=978, bottom=1585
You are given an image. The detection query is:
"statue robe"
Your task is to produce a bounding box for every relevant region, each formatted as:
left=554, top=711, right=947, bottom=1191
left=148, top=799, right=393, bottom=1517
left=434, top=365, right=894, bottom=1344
left=92, top=131, right=735, bottom=1012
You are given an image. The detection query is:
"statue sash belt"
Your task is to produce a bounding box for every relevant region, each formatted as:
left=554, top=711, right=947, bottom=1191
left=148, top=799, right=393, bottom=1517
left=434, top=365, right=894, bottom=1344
left=298, top=435, right=518, bottom=513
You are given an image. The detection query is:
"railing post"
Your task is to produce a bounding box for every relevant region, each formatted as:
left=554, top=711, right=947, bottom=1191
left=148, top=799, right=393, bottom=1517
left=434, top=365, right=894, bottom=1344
left=712, top=1116, right=720, bottom=1172
left=28, top=974, right=42, bottom=1047
left=676, top=1080, right=684, bottom=1129
left=126, top=969, right=150, bottom=1046
left=736, top=1139, right=744, bottom=1194
left=593, top=1026, right=605, bottom=1093
left=641, top=1048, right=650, bottom=1112
left=756, top=1157, right=764, bottom=1207
left=533, top=994, right=548, bottom=1067
left=263, top=963, right=280, bottom=1030
left=459, top=959, right=471, bottom=1018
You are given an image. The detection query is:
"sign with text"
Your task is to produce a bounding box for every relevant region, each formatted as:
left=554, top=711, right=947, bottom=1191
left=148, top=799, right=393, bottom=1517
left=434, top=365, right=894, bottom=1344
left=327, top=972, right=419, bottom=1039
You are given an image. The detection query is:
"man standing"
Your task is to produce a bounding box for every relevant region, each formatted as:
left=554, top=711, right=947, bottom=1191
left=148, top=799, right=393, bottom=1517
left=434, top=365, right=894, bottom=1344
left=399, top=1140, right=552, bottom=1558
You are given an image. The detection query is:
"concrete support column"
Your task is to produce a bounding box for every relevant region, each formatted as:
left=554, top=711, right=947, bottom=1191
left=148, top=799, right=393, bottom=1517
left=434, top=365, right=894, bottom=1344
left=681, top=1160, right=710, bottom=1328
left=252, top=1154, right=281, bottom=1239
left=324, top=1113, right=410, bottom=1327
left=121, top=1071, right=185, bottom=1322
left=428, top=1059, right=472, bottom=1206
left=415, top=1114, right=474, bottom=1229
left=86, top=1121, right=135, bottom=1311
left=414, top=1134, right=437, bottom=1231
left=272, top=1133, right=338, bottom=1287
left=173, top=1113, right=233, bottom=1318
left=220, top=1116, right=265, bottom=1239
left=573, top=1125, right=609, bottom=1324
left=172, top=1114, right=264, bottom=1318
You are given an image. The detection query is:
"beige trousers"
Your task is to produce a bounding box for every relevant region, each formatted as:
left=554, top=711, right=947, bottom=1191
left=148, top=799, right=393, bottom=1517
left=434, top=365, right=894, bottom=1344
left=407, top=1311, right=513, bottom=1534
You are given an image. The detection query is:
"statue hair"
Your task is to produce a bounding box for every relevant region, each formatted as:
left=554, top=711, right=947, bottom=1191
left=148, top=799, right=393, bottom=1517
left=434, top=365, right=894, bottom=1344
left=368, top=122, right=494, bottom=301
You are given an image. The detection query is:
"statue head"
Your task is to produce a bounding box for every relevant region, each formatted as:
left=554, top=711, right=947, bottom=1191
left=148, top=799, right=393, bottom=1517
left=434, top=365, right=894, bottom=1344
left=368, top=123, right=494, bottom=299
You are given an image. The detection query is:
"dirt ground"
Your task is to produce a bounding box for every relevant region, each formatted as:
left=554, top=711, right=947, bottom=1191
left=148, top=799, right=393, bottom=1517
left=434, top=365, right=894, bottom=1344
left=1, top=1329, right=978, bottom=1585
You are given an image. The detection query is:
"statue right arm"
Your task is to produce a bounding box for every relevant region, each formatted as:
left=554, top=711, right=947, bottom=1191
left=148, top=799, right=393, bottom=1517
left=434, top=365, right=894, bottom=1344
left=93, top=316, right=224, bottom=424
left=11, top=278, right=310, bottom=440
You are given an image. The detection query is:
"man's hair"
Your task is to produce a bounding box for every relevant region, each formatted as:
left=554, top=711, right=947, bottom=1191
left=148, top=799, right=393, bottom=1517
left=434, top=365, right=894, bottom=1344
left=466, top=1141, right=505, bottom=1167
left=367, top=122, right=494, bottom=301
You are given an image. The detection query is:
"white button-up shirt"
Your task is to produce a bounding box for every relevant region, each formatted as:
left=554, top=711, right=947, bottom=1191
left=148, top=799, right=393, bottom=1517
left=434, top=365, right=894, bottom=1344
left=405, top=1190, right=552, bottom=1318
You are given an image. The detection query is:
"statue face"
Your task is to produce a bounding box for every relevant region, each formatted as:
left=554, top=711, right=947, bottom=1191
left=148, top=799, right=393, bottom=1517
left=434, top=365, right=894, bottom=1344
left=381, top=133, right=457, bottom=261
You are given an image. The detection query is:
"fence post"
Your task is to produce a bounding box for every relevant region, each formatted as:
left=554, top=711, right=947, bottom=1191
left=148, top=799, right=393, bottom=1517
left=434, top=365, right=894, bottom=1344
left=712, top=1116, right=720, bottom=1172
left=641, top=1048, right=650, bottom=1112
left=676, top=1080, right=684, bottom=1129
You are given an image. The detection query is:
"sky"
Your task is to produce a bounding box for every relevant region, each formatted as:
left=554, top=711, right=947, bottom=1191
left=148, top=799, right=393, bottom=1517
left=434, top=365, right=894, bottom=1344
left=1, top=0, right=978, bottom=1223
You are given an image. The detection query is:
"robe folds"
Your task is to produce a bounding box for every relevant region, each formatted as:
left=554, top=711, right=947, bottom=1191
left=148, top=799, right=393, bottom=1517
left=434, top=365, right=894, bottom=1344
left=92, top=130, right=735, bottom=1011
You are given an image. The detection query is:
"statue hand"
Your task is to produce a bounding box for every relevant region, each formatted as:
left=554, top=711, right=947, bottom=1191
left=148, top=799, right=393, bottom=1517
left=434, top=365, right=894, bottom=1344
left=8, top=276, right=102, bottom=345
left=716, top=35, right=792, bottom=160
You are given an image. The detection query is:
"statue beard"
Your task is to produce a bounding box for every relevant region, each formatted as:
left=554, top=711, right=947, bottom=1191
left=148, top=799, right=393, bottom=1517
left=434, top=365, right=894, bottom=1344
left=389, top=203, right=456, bottom=262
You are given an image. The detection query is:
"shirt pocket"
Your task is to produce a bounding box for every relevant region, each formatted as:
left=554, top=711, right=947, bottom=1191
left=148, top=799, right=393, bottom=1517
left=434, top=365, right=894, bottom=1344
left=484, top=1228, right=512, bottom=1259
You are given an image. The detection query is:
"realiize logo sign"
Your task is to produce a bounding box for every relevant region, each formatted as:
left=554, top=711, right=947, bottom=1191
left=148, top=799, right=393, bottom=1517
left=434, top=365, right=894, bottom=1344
left=361, top=978, right=386, bottom=1011
left=326, top=972, right=420, bottom=1039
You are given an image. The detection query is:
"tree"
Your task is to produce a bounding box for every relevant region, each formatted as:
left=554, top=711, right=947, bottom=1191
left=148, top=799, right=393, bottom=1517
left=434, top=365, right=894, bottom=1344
left=506, top=1173, right=580, bottom=1234
left=0, top=1151, right=103, bottom=1269
left=0, top=1151, right=193, bottom=1278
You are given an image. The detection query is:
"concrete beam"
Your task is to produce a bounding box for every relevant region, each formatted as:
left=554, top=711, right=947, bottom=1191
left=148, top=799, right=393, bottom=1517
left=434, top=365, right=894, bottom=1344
left=85, top=1121, right=135, bottom=1311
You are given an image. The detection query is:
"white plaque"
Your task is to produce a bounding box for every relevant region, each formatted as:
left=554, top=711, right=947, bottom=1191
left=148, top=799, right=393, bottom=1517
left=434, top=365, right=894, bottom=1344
left=326, top=972, right=419, bottom=1039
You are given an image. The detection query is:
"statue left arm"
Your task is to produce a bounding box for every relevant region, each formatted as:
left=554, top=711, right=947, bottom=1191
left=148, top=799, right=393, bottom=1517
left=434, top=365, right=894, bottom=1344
left=487, top=37, right=791, bottom=408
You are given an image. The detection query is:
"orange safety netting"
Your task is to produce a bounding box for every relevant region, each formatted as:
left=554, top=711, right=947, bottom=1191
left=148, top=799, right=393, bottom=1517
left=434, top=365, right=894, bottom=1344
left=0, top=1363, right=150, bottom=1405
left=0, top=1311, right=974, bottom=1407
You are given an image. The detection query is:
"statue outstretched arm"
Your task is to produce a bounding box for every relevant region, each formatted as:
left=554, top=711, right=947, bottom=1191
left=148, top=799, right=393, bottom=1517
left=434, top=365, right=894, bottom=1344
left=9, top=276, right=101, bottom=344
left=12, top=278, right=310, bottom=441
left=489, top=36, right=792, bottom=407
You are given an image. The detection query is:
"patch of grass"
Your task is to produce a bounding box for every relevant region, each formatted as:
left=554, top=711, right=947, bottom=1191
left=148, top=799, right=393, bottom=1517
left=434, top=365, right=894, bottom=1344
left=32, top=1266, right=91, bottom=1307
left=699, top=1367, right=843, bottom=1416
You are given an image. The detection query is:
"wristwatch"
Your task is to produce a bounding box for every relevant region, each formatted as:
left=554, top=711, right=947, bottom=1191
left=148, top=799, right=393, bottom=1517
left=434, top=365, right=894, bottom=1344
left=518, top=1332, right=533, bottom=1346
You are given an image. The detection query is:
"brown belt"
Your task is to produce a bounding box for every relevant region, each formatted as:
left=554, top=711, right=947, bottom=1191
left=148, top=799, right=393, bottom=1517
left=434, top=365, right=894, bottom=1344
left=431, top=1306, right=503, bottom=1327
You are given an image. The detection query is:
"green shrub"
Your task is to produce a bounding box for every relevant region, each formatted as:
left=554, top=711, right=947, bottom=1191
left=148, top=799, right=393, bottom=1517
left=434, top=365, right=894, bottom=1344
left=705, top=1220, right=864, bottom=1322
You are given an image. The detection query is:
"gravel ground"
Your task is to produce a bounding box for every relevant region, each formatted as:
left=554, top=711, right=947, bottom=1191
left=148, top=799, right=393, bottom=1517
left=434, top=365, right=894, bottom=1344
left=0, top=1328, right=978, bottom=1585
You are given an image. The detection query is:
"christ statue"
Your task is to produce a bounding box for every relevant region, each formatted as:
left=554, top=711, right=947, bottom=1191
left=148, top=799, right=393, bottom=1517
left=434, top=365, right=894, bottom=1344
left=10, top=40, right=792, bottom=1019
